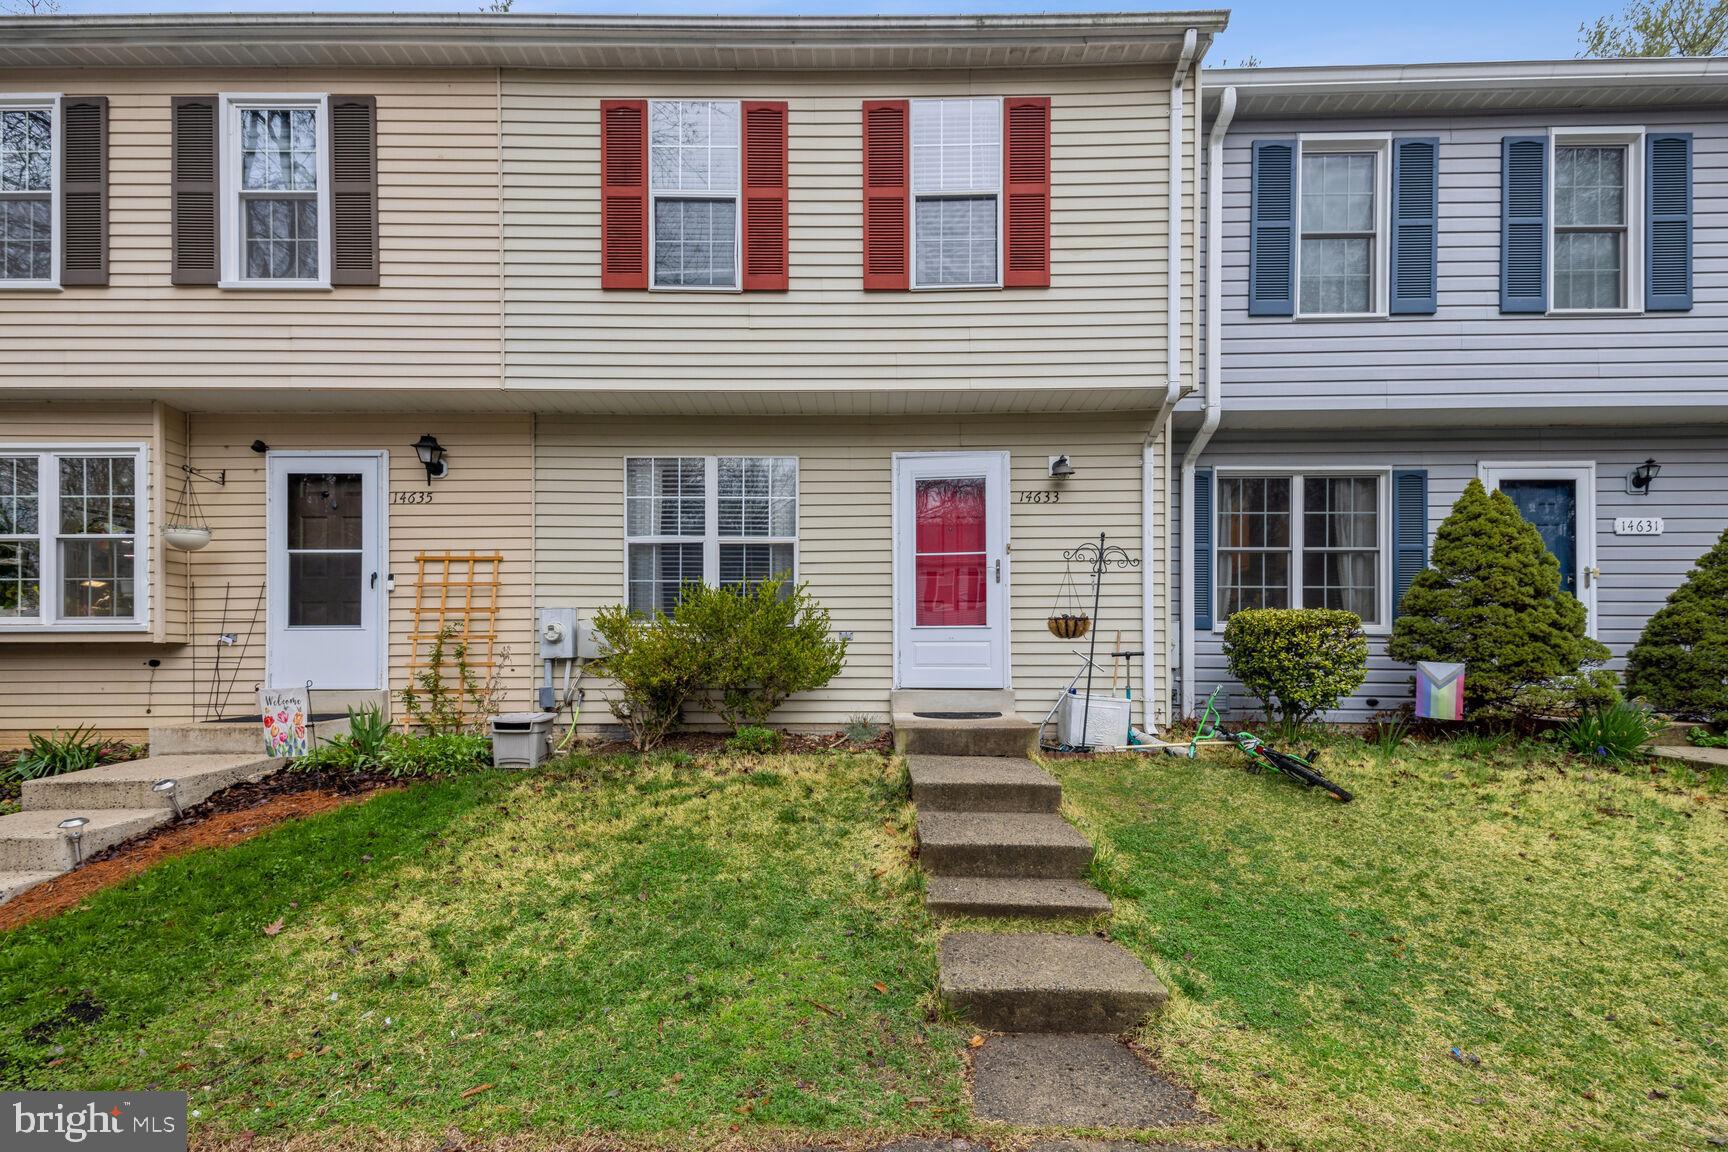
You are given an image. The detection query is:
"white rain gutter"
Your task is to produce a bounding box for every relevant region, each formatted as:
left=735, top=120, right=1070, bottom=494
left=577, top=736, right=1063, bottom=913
left=1142, top=26, right=1197, bottom=733
left=1179, top=83, right=1235, bottom=717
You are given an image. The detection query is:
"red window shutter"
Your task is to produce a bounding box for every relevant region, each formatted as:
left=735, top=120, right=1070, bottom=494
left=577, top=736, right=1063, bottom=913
left=1003, top=96, right=1051, bottom=288
left=861, top=100, right=909, bottom=291
left=741, top=101, right=789, bottom=292
left=600, top=99, right=648, bottom=290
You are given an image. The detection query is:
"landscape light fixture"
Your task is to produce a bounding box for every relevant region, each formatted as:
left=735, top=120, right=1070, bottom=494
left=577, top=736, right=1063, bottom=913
left=1627, top=458, right=1661, bottom=495
left=57, top=816, right=90, bottom=866
left=412, top=434, right=448, bottom=483
left=1048, top=454, right=1076, bottom=479
left=152, top=778, right=181, bottom=819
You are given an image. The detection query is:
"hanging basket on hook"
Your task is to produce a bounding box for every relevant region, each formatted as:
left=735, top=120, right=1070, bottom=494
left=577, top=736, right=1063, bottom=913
left=163, top=465, right=219, bottom=551
left=1047, top=552, right=1091, bottom=638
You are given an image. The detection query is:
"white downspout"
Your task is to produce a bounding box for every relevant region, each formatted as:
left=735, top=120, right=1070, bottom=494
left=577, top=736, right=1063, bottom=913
left=1179, top=83, right=1234, bottom=717
left=1143, top=26, right=1197, bottom=735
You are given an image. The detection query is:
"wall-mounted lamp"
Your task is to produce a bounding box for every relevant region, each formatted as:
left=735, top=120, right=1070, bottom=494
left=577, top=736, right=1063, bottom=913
left=412, top=434, right=448, bottom=484
left=1627, top=458, right=1662, bottom=496
left=250, top=440, right=270, bottom=455
left=1048, top=454, right=1076, bottom=479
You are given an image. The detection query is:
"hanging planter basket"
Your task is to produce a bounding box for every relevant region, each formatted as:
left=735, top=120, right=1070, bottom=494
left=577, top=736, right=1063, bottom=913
left=1047, top=613, right=1091, bottom=640
left=163, top=525, right=213, bottom=551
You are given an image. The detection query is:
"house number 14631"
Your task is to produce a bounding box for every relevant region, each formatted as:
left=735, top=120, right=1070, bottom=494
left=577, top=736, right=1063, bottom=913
left=391, top=491, right=434, bottom=505
left=1614, top=517, right=1663, bottom=536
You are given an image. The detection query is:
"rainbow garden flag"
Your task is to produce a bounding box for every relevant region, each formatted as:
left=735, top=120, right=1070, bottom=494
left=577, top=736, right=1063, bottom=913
left=1415, top=661, right=1466, bottom=721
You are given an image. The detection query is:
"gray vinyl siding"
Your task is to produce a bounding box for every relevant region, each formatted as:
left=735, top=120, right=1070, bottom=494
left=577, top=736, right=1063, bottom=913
left=1185, top=427, right=1728, bottom=724
left=1206, top=109, right=1728, bottom=418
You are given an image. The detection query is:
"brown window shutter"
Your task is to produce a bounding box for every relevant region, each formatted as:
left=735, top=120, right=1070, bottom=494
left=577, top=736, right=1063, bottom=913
left=1003, top=97, right=1051, bottom=288
left=170, top=96, right=219, bottom=285
left=600, top=99, right=648, bottom=290
left=741, top=101, right=789, bottom=292
left=861, top=100, right=909, bottom=291
left=59, top=96, right=108, bottom=287
left=329, top=95, right=379, bottom=287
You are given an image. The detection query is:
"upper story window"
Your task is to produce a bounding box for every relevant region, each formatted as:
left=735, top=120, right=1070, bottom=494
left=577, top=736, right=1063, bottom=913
left=221, top=95, right=331, bottom=288
left=911, top=97, right=1001, bottom=289
left=0, top=446, right=147, bottom=630
left=1295, top=139, right=1388, bottom=317
left=649, top=100, right=740, bottom=290
left=1553, top=143, right=1629, bottom=310
left=1216, top=472, right=1386, bottom=628
left=1, top=97, right=56, bottom=288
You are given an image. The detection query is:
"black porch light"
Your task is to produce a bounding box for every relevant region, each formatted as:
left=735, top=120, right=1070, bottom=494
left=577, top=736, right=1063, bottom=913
left=1628, top=458, right=1661, bottom=495
left=412, top=434, right=448, bottom=483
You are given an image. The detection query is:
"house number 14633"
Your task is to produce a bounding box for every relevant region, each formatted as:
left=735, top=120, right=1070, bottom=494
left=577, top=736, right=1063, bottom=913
left=391, top=491, right=434, bottom=505
left=1016, top=491, right=1061, bottom=504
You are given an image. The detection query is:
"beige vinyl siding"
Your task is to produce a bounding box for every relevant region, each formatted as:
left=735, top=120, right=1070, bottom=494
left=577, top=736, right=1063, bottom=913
left=503, top=66, right=1196, bottom=401
left=0, top=412, right=536, bottom=735
left=0, top=69, right=501, bottom=391
left=536, top=413, right=1164, bottom=730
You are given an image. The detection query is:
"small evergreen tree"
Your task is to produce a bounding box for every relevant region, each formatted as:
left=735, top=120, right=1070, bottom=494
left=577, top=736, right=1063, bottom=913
left=1389, top=479, right=1613, bottom=722
left=1625, top=525, right=1728, bottom=720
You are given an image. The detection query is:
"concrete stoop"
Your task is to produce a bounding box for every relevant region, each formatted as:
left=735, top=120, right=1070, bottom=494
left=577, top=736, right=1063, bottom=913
left=150, top=715, right=351, bottom=756
left=0, top=748, right=287, bottom=905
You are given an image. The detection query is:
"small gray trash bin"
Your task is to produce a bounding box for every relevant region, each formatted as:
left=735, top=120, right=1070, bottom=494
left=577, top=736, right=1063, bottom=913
left=491, top=711, right=558, bottom=768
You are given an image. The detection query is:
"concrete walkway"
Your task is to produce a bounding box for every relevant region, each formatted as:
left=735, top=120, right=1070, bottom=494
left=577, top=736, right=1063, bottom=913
left=898, top=691, right=1196, bottom=1131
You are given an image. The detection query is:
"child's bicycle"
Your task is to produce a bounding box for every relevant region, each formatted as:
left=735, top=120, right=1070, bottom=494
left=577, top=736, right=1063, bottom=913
left=1188, top=687, right=1354, bottom=803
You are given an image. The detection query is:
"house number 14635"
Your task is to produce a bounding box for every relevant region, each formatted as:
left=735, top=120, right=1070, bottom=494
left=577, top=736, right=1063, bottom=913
left=391, top=491, right=434, bottom=505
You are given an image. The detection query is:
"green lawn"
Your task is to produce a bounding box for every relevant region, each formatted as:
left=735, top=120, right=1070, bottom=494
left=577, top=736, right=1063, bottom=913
left=1057, top=738, right=1728, bottom=1152
left=0, top=753, right=966, bottom=1144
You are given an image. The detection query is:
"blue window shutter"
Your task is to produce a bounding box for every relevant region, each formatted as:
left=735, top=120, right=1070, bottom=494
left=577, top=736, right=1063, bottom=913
left=1390, top=137, right=1439, bottom=314
left=1193, top=468, right=1214, bottom=630
left=1391, top=470, right=1428, bottom=620
left=1248, top=140, right=1295, bottom=317
left=1500, top=136, right=1548, bottom=313
left=1646, top=132, right=1693, bottom=311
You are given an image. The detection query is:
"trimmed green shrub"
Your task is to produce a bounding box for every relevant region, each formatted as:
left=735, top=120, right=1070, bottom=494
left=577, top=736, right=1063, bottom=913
left=1389, top=479, right=1613, bottom=722
left=676, top=577, right=849, bottom=732
left=591, top=604, right=707, bottom=751
left=1222, top=608, right=1368, bottom=731
left=1555, top=698, right=1661, bottom=762
left=724, top=725, right=781, bottom=755
left=1625, top=526, right=1728, bottom=719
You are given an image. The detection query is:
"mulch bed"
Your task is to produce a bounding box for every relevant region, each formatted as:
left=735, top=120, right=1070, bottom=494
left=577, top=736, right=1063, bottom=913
left=0, top=769, right=398, bottom=932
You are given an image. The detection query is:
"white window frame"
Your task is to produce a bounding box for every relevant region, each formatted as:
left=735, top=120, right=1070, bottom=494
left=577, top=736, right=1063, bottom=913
left=621, top=455, right=800, bottom=613
left=909, top=96, right=1005, bottom=292
left=1294, top=133, right=1391, bottom=320
left=0, top=442, right=149, bottom=633
left=1212, top=467, right=1392, bottom=634
left=0, top=93, right=63, bottom=292
left=218, top=93, right=332, bottom=291
left=1548, top=126, right=1643, bottom=316
left=646, top=99, right=743, bottom=294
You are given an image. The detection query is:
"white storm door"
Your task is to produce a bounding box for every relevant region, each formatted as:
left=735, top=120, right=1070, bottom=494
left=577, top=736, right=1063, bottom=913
left=894, top=452, right=1010, bottom=689
left=266, top=453, right=386, bottom=690
left=1479, top=461, right=1598, bottom=637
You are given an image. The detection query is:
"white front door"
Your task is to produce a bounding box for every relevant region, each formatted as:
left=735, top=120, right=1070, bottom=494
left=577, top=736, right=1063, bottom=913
left=893, top=452, right=1010, bottom=689
left=266, top=453, right=387, bottom=691
left=1479, top=461, right=1598, bottom=636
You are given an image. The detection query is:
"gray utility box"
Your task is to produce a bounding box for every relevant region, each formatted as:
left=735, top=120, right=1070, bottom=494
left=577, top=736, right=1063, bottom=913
left=491, top=711, right=558, bottom=769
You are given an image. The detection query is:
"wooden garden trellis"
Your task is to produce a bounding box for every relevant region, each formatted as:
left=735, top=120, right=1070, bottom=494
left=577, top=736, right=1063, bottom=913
left=405, top=550, right=503, bottom=725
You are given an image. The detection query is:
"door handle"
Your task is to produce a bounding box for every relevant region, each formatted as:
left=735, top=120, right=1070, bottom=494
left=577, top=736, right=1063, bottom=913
left=995, top=558, right=1002, bottom=583
left=369, top=571, right=378, bottom=590
left=1584, top=565, right=1600, bottom=588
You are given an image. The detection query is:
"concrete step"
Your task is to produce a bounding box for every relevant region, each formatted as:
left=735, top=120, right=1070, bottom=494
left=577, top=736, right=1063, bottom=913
left=150, top=714, right=351, bottom=756
left=939, top=932, right=1169, bottom=1033
left=0, top=808, right=170, bottom=873
left=22, top=753, right=283, bottom=813
left=894, top=714, right=1039, bottom=758
left=908, top=754, right=1061, bottom=813
left=0, top=870, right=63, bottom=906
left=916, top=810, right=1093, bottom=879
left=926, top=876, right=1112, bottom=919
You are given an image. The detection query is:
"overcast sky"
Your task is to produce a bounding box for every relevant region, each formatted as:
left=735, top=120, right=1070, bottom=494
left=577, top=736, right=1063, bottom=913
left=30, top=0, right=1616, bottom=67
